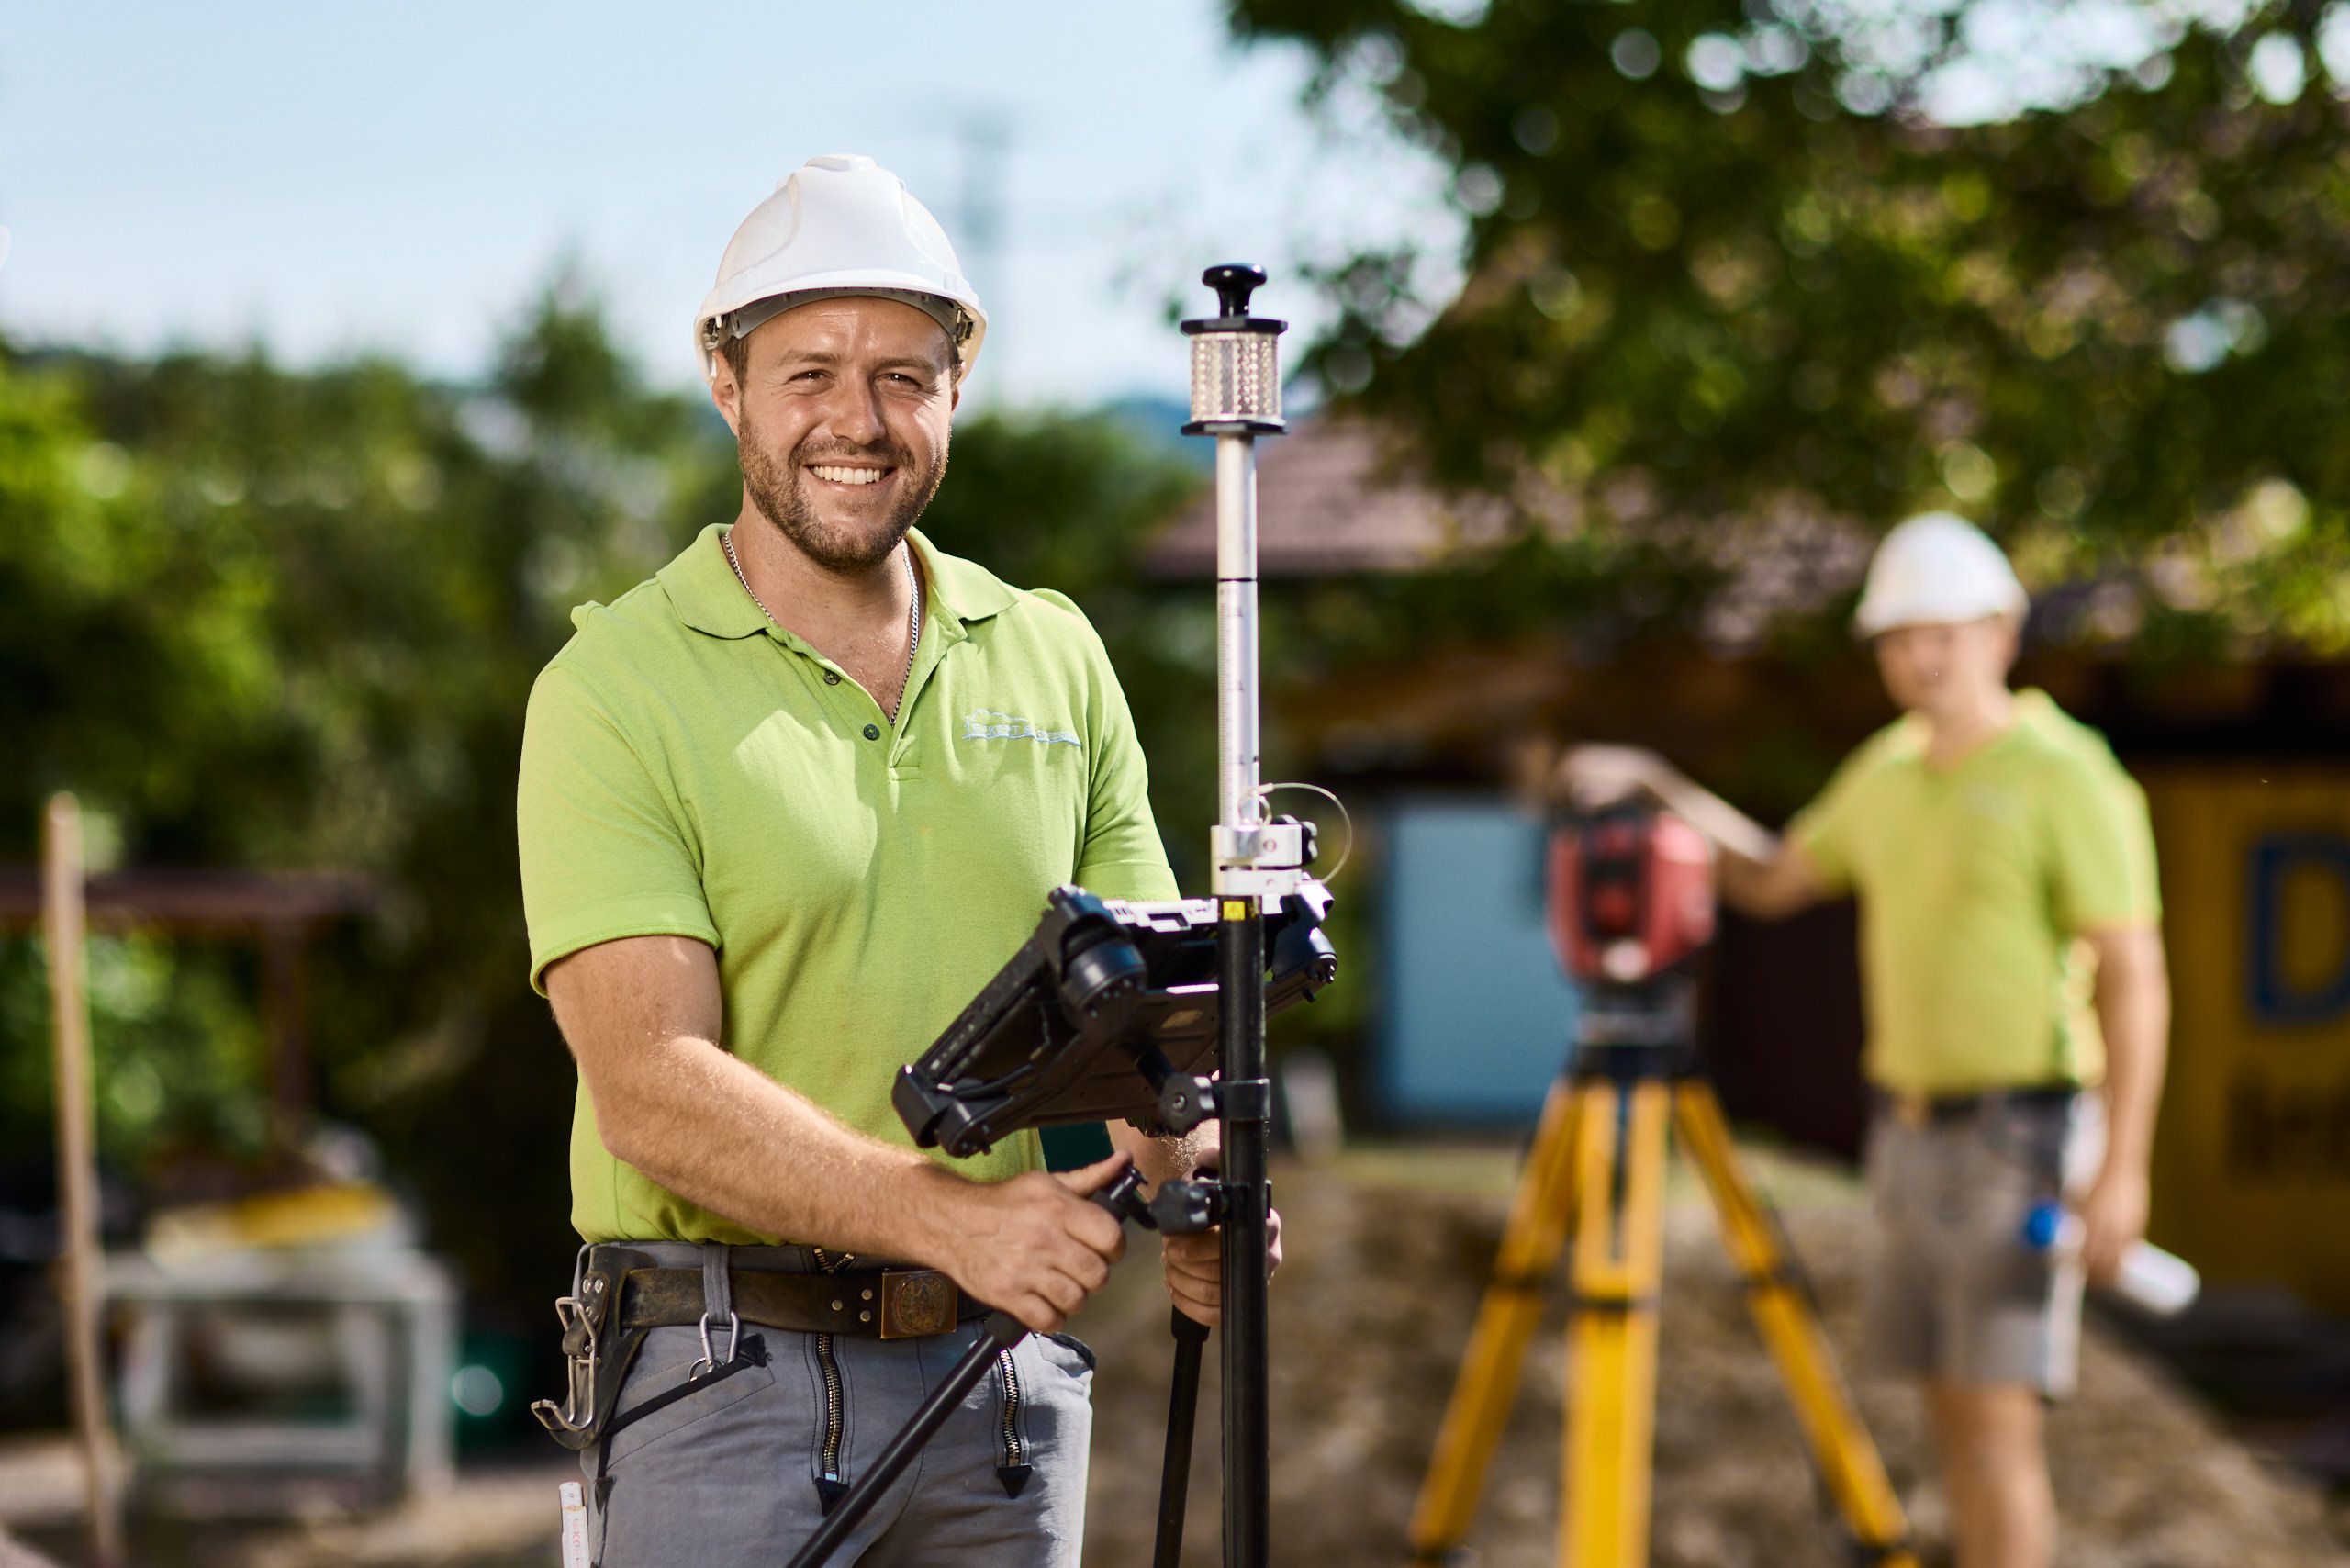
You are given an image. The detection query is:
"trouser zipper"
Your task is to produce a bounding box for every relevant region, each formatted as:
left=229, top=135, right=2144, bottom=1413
left=811, top=1248, right=850, bottom=1514
left=993, top=1346, right=1034, bottom=1497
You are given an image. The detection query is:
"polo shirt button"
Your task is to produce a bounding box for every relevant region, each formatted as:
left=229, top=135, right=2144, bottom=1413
left=862, top=723, right=881, bottom=740
left=824, top=671, right=842, bottom=686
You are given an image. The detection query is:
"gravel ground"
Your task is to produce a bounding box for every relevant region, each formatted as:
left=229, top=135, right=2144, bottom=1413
left=1080, top=1147, right=2350, bottom=1568
left=3, top=1462, right=571, bottom=1568
left=8, top=1144, right=2343, bottom=1566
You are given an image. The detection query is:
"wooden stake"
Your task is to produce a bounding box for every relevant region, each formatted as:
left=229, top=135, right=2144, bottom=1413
left=44, top=793, right=123, bottom=1567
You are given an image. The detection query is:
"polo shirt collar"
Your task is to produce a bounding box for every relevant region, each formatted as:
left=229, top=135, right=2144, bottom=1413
left=659, top=522, right=1016, bottom=642
left=908, top=528, right=1015, bottom=634
left=660, top=523, right=769, bottom=640
left=1890, top=689, right=2042, bottom=773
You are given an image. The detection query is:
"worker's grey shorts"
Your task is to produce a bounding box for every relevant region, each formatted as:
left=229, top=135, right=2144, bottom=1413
left=582, top=1314, right=1095, bottom=1566
left=1860, top=1091, right=2104, bottom=1396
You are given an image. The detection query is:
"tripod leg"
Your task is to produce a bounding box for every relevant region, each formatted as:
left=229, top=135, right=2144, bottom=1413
left=784, top=1313, right=1026, bottom=1568
left=1155, top=1309, right=1212, bottom=1568
left=1673, top=1083, right=1919, bottom=1568
left=1406, top=1075, right=1584, bottom=1565
left=1561, top=1078, right=1669, bottom=1568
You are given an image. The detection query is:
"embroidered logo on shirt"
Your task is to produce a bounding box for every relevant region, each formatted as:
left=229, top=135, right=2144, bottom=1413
left=961, top=709, right=1081, bottom=748
left=1961, top=785, right=2020, bottom=823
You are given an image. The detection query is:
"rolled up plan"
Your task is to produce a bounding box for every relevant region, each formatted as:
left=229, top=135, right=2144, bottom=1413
left=2021, top=1201, right=2200, bottom=1317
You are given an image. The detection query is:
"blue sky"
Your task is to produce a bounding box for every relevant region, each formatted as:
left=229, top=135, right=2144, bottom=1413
left=0, top=1, right=1456, bottom=407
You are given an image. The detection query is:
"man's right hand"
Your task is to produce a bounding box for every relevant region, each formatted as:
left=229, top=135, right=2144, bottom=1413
left=1556, top=744, right=1672, bottom=809
left=927, top=1153, right=1132, bottom=1334
left=1555, top=742, right=1809, bottom=911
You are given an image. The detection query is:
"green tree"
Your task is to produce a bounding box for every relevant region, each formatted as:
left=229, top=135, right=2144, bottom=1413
left=1227, top=0, right=2350, bottom=655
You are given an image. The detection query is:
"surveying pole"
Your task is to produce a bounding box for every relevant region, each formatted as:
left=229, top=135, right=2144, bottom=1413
left=1182, top=263, right=1292, bottom=1568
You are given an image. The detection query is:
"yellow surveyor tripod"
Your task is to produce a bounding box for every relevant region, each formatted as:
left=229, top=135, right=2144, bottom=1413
left=1406, top=1041, right=1919, bottom=1568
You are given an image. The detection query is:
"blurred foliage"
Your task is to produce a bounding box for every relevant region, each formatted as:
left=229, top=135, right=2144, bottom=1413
left=1226, top=0, right=2350, bottom=657
left=0, top=285, right=1217, bottom=1340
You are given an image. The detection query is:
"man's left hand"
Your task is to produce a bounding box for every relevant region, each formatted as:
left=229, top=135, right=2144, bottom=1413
left=1163, top=1208, right=1283, bottom=1327
left=2077, top=1161, right=2150, bottom=1285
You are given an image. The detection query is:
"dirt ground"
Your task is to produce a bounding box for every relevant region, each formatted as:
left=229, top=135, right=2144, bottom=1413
left=6, top=1143, right=2344, bottom=1566
left=1081, top=1147, right=2350, bottom=1568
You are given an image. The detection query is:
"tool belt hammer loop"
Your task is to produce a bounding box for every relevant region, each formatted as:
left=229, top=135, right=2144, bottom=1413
left=530, top=1243, right=656, bottom=1452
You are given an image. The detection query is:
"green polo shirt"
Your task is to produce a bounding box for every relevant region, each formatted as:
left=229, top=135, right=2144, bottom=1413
left=1789, top=689, right=2159, bottom=1097
left=518, top=522, right=1179, bottom=1245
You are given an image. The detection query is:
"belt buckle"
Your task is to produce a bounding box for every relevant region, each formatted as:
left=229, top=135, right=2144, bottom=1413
left=877, top=1269, right=959, bottom=1339
left=1890, top=1092, right=1929, bottom=1131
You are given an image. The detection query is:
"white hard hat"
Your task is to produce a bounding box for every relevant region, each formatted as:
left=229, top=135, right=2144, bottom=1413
left=694, top=154, right=987, bottom=384
left=1852, top=512, right=2028, bottom=636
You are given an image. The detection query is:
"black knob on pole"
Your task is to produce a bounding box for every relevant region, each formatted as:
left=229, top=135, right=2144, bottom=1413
left=1203, top=263, right=1267, bottom=319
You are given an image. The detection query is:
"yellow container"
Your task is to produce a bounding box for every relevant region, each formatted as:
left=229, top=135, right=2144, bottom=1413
left=2139, top=765, right=2350, bottom=1312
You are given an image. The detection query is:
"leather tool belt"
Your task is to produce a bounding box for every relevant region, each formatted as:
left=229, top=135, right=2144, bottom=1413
left=1877, top=1083, right=2082, bottom=1131
left=530, top=1242, right=983, bottom=1450
left=618, top=1261, right=979, bottom=1338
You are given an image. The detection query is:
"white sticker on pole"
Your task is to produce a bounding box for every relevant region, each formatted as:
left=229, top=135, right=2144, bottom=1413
left=560, top=1480, right=591, bottom=1568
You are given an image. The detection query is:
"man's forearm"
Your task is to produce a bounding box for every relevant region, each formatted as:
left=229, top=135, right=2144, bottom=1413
left=2091, top=936, right=2170, bottom=1174
left=1641, top=764, right=1782, bottom=865
left=1566, top=749, right=1818, bottom=917
left=588, top=1030, right=968, bottom=1264
left=1690, top=802, right=1823, bottom=921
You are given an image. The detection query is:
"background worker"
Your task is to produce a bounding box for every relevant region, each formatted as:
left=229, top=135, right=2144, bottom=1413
left=516, top=155, right=1272, bottom=1567
left=1563, top=513, right=2169, bottom=1568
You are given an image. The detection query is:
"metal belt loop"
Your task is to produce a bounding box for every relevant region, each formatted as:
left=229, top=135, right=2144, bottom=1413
left=693, top=1243, right=741, bottom=1378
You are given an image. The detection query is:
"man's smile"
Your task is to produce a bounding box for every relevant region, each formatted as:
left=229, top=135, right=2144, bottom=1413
left=804, top=463, right=892, bottom=487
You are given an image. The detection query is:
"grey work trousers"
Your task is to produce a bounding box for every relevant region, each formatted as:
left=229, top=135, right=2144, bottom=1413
left=1861, top=1091, right=2104, bottom=1395
left=583, top=1312, right=1095, bottom=1566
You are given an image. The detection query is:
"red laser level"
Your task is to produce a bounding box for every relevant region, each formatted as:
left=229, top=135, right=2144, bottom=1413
left=1546, top=803, right=1715, bottom=988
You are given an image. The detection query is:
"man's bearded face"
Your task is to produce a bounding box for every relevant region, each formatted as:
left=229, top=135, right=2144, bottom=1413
left=725, top=297, right=957, bottom=573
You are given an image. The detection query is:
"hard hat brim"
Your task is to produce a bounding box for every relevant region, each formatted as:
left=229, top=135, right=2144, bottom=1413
left=1852, top=589, right=2028, bottom=639
left=696, top=275, right=988, bottom=383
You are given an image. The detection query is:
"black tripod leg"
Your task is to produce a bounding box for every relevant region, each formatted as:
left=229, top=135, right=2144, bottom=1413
left=785, top=1312, right=1025, bottom=1568
left=1154, top=1309, right=1212, bottom=1568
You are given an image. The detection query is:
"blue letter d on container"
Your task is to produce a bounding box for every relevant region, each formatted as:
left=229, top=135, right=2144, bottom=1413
left=2248, top=834, right=2350, bottom=1025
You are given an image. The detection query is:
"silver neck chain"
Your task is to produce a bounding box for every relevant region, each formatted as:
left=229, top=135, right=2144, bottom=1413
left=723, top=528, right=922, bottom=710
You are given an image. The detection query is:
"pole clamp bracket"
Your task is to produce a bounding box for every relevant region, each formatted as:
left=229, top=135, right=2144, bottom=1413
left=1212, top=817, right=1315, bottom=902
left=1213, top=819, right=1314, bottom=869
left=1211, top=868, right=1304, bottom=902
left=1216, top=1078, right=1273, bottom=1125
left=1147, top=1178, right=1226, bottom=1235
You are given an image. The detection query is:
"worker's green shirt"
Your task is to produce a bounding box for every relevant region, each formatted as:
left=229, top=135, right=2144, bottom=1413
left=1789, top=689, right=2159, bottom=1096
left=517, top=523, right=1179, bottom=1245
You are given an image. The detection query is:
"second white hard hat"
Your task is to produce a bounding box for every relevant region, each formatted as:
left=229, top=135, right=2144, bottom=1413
left=1852, top=512, right=2029, bottom=636
left=694, top=154, right=988, bottom=384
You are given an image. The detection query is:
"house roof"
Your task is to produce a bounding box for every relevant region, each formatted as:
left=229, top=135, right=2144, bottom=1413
left=1142, top=416, right=1520, bottom=577
left=1143, top=414, right=1882, bottom=665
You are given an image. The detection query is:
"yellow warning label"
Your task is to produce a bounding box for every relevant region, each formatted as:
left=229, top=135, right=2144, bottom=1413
left=1222, top=899, right=1250, bottom=921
